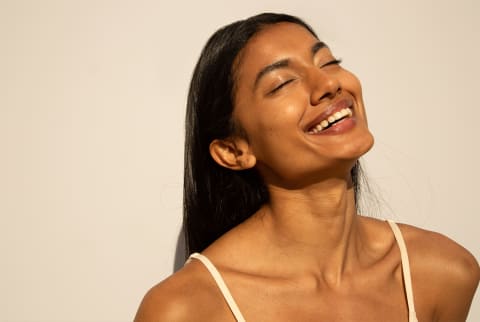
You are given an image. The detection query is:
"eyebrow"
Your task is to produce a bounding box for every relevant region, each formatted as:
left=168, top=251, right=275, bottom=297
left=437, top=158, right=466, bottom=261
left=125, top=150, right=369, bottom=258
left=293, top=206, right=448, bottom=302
left=253, top=41, right=327, bottom=89
left=311, top=41, right=327, bottom=55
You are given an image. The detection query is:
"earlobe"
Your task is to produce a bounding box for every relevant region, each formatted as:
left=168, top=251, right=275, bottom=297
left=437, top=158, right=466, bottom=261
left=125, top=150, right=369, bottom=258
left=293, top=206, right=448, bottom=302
left=209, top=138, right=256, bottom=170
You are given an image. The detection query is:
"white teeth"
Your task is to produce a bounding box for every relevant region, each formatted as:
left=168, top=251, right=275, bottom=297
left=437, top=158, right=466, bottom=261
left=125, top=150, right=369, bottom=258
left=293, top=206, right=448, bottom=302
left=307, top=107, right=353, bottom=134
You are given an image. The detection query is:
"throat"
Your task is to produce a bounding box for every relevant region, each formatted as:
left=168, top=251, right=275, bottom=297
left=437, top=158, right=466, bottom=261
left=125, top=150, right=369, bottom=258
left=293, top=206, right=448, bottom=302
left=257, top=206, right=361, bottom=274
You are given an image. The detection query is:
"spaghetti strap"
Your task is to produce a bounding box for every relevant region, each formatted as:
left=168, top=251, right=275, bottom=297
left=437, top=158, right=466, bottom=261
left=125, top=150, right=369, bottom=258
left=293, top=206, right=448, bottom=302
left=187, top=253, right=246, bottom=322
left=387, top=220, right=419, bottom=322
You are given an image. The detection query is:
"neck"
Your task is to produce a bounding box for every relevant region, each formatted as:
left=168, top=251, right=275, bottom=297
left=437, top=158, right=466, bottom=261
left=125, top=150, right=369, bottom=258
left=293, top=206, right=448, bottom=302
left=254, top=177, right=362, bottom=283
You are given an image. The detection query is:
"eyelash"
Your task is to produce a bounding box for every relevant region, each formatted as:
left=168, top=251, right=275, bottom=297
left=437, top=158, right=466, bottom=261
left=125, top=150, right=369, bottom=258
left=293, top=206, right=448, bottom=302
left=321, top=58, right=343, bottom=68
left=269, top=79, right=296, bottom=94
left=268, top=58, right=342, bottom=95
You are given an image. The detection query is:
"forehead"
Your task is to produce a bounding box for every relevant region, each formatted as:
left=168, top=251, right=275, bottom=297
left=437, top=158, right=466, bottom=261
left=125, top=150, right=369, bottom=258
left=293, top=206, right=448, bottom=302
left=240, top=23, right=319, bottom=63
left=246, top=22, right=317, bottom=53
left=235, top=22, right=321, bottom=81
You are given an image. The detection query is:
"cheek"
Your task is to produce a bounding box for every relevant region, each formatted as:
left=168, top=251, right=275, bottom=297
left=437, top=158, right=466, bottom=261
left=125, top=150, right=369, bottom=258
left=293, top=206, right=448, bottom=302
left=342, top=70, right=363, bottom=98
left=341, top=70, right=368, bottom=118
left=261, top=104, right=300, bottom=128
left=241, top=106, right=303, bottom=159
left=260, top=103, right=303, bottom=142
left=240, top=98, right=302, bottom=133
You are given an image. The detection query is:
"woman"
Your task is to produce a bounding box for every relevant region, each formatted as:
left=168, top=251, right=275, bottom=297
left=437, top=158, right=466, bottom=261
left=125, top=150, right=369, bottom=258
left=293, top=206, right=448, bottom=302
left=135, top=13, right=479, bottom=321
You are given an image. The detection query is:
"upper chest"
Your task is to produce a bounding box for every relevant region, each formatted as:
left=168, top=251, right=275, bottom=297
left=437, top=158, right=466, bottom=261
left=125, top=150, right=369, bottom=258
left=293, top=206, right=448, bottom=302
left=195, top=264, right=424, bottom=322
left=233, top=274, right=408, bottom=322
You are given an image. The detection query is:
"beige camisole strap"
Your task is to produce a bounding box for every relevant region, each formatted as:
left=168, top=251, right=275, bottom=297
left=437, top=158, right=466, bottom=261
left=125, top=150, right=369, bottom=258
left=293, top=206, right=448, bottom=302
left=387, top=220, right=419, bottom=322
left=188, top=220, right=418, bottom=322
left=187, top=253, right=246, bottom=322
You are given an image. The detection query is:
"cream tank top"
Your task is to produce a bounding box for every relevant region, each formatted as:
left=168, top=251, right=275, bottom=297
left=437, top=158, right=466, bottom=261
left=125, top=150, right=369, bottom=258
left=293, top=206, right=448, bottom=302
left=187, top=220, right=418, bottom=322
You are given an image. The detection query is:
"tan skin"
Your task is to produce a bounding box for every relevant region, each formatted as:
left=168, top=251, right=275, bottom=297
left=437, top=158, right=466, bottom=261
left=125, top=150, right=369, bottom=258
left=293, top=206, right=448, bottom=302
left=135, top=23, right=479, bottom=322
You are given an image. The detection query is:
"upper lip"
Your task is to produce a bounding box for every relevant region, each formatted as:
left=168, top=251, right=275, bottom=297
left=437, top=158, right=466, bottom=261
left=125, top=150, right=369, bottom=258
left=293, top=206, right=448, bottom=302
left=304, top=98, right=354, bottom=132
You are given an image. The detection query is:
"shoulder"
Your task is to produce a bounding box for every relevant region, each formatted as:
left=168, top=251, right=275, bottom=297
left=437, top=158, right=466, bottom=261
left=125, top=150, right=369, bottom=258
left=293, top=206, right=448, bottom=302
left=397, top=223, right=479, bottom=321
left=397, top=223, right=479, bottom=288
left=133, top=258, right=230, bottom=322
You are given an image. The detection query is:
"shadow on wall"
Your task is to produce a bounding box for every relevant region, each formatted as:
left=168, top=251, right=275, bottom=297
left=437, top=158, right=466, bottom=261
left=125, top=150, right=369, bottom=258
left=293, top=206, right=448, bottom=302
left=173, top=227, right=186, bottom=272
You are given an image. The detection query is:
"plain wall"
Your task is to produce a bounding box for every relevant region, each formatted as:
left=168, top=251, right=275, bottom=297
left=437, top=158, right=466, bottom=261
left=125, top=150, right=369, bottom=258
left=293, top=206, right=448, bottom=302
left=1, top=0, right=478, bottom=321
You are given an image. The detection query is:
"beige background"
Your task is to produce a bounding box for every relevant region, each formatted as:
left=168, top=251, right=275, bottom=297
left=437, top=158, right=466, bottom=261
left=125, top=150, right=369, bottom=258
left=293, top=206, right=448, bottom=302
left=1, top=0, right=479, bottom=321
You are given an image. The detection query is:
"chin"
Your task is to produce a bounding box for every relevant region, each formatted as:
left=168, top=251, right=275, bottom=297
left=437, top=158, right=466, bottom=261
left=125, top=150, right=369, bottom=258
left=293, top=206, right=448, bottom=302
left=340, top=130, right=375, bottom=161
left=358, top=131, right=375, bottom=156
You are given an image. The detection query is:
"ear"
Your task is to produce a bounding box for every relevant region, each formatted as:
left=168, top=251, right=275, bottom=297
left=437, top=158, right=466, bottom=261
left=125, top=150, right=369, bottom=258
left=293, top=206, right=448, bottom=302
left=209, top=138, right=256, bottom=170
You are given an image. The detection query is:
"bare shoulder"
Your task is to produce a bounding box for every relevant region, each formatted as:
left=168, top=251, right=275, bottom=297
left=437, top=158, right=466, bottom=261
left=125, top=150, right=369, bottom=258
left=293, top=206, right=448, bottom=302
left=133, top=259, right=229, bottom=322
left=397, top=223, right=480, bottom=321
left=397, top=223, right=479, bottom=287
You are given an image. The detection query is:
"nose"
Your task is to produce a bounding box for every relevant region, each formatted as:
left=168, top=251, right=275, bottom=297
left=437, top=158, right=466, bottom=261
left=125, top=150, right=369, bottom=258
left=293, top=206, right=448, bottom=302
left=309, top=68, right=341, bottom=106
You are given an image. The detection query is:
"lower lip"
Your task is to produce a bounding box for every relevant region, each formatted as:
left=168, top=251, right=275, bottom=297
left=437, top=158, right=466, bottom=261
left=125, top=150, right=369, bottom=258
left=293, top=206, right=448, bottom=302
left=310, top=117, right=356, bottom=136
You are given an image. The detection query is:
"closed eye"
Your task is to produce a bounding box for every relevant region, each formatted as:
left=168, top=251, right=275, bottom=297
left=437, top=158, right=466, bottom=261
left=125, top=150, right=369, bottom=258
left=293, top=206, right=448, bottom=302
left=268, top=78, right=296, bottom=95
left=267, top=59, right=341, bottom=95
left=321, top=58, right=342, bottom=68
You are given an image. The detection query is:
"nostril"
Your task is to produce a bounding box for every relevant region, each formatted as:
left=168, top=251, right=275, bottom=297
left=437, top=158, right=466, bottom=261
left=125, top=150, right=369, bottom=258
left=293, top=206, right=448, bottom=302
left=317, top=86, right=342, bottom=102
left=318, top=92, right=330, bottom=101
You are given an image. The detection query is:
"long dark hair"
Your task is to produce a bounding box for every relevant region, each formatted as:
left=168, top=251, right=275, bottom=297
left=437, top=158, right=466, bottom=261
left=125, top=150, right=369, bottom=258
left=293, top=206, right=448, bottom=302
left=183, top=13, right=364, bottom=256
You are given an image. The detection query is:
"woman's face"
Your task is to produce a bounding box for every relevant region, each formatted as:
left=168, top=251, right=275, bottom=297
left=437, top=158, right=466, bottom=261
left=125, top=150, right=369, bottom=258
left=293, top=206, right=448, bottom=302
left=232, top=22, right=374, bottom=187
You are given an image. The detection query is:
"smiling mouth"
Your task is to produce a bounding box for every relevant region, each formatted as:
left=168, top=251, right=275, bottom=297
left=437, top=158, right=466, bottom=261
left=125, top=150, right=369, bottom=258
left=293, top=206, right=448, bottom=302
left=307, top=108, right=353, bottom=134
